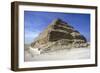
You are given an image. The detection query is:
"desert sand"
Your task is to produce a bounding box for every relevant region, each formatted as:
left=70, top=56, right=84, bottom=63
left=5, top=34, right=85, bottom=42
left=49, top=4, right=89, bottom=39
left=25, top=47, right=90, bottom=61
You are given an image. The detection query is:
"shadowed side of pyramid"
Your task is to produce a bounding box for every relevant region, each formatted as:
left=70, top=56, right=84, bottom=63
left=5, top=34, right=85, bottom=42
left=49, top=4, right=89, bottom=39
left=31, top=18, right=87, bottom=52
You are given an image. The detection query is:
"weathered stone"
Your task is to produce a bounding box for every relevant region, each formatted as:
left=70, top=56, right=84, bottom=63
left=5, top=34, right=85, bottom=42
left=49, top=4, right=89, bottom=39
left=31, top=18, right=87, bottom=51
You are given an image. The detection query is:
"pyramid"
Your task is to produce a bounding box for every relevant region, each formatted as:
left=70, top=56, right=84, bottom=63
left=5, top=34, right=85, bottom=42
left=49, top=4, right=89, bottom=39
left=31, top=18, right=87, bottom=51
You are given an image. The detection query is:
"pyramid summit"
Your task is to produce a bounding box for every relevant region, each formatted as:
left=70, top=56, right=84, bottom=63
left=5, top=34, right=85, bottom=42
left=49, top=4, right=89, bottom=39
left=31, top=18, right=87, bottom=52
left=50, top=18, right=73, bottom=28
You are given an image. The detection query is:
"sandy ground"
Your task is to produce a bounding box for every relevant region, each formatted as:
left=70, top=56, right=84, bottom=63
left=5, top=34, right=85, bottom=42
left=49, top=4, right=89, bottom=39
left=24, top=47, right=90, bottom=61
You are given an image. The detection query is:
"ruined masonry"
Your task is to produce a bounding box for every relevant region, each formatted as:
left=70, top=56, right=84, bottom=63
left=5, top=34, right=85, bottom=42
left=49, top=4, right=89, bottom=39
left=31, top=18, right=87, bottom=52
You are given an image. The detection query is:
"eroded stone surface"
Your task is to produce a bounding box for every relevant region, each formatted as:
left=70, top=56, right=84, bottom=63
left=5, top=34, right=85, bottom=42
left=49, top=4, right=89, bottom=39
left=31, top=18, right=87, bottom=52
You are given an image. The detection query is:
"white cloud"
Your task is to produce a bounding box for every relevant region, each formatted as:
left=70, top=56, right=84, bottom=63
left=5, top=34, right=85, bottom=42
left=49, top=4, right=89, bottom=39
left=25, top=30, right=40, bottom=44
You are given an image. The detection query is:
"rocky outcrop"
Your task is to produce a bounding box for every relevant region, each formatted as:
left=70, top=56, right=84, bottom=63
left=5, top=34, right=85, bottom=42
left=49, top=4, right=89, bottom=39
left=31, top=18, right=87, bottom=52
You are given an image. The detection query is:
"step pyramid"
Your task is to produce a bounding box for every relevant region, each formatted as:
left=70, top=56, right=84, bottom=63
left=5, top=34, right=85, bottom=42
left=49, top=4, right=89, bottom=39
left=31, top=18, right=87, bottom=50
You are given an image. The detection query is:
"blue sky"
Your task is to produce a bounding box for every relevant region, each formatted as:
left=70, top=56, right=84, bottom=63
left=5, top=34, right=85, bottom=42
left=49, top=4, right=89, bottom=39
left=24, top=11, right=90, bottom=44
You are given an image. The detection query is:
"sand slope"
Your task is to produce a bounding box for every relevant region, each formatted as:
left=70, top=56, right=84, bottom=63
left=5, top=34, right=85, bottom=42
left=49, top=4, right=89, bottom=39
left=25, top=48, right=90, bottom=61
